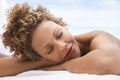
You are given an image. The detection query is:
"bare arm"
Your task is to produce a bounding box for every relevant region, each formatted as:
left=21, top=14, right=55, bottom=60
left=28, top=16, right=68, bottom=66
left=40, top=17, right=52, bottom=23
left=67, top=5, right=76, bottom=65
left=0, top=56, right=51, bottom=77
left=74, top=30, right=104, bottom=44
left=63, top=49, right=113, bottom=74
left=39, top=49, right=113, bottom=75
left=0, top=53, right=8, bottom=58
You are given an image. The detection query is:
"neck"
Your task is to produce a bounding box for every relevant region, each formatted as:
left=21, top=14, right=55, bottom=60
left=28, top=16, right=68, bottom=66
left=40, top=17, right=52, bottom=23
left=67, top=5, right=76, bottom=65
left=77, top=41, right=90, bottom=57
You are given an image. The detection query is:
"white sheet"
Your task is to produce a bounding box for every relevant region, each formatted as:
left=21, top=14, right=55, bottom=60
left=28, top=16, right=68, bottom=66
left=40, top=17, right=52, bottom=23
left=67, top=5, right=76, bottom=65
left=0, top=70, right=120, bottom=80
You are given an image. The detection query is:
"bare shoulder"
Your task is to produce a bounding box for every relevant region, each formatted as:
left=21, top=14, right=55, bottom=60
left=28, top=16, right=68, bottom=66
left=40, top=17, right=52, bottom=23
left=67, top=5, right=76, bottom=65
left=89, top=30, right=120, bottom=74
left=90, top=30, right=120, bottom=49
left=73, top=30, right=120, bottom=74
left=74, top=30, right=116, bottom=44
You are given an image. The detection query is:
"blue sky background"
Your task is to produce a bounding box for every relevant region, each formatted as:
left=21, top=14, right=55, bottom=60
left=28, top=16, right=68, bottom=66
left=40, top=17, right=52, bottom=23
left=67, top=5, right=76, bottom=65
left=0, top=0, right=120, bottom=35
left=0, top=0, right=120, bottom=55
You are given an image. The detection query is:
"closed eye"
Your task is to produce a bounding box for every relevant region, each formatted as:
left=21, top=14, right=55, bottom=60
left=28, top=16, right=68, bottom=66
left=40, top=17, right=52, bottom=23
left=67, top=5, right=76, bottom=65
left=57, top=31, right=63, bottom=39
left=48, top=47, right=53, bottom=54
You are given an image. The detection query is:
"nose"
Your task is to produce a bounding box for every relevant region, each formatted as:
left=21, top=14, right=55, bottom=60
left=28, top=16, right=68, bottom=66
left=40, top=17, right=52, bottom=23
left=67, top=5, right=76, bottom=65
left=54, top=40, right=67, bottom=53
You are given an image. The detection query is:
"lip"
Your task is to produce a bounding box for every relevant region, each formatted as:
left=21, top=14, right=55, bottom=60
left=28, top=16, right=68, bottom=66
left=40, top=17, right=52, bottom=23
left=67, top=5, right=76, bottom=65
left=64, top=43, right=73, bottom=59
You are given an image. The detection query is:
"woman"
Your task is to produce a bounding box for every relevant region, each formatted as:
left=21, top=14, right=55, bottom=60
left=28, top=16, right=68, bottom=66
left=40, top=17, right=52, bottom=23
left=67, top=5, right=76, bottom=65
left=0, top=3, right=120, bottom=76
left=32, top=20, right=120, bottom=74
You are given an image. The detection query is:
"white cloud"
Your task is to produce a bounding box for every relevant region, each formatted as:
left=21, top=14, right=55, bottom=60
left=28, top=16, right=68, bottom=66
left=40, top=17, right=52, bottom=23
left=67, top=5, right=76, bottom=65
left=98, top=0, right=119, bottom=8
left=60, top=0, right=84, bottom=5
left=50, top=6, right=120, bottom=27
left=48, top=0, right=120, bottom=27
left=0, top=0, right=12, bottom=55
left=0, top=0, right=8, bottom=34
left=0, top=0, right=8, bottom=11
left=1, top=0, right=120, bottom=28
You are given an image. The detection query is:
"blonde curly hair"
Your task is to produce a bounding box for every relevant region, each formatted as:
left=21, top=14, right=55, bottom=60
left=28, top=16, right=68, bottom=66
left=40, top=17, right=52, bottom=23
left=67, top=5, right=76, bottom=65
left=2, top=3, right=66, bottom=61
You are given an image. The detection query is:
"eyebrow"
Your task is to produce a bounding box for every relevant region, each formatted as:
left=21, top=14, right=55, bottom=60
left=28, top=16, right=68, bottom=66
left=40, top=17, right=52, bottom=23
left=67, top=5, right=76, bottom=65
left=41, top=27, right=58, bottom=53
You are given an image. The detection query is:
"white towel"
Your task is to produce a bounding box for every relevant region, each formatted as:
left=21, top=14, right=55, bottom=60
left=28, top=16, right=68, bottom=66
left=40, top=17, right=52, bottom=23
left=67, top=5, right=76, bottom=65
left=0, top=70, right=120, bottom=80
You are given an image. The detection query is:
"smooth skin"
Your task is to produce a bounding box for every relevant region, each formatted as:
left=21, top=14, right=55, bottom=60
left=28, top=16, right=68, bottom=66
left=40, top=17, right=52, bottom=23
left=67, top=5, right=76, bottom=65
left=0, top=54, right=55, bottom=77
left=0, top=20, right=120, bottom=77
left=32, top=20, right=120, bottom=75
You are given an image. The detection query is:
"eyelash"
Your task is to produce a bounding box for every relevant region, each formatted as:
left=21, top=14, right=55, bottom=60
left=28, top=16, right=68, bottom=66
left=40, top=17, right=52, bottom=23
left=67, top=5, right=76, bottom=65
left=48, top=32, right=63, bottom=54
left=48, top=30, right=63, bottom=54
left=57, top=31, right=63, bottom=39
left=48, top=47, right=53, bottom=54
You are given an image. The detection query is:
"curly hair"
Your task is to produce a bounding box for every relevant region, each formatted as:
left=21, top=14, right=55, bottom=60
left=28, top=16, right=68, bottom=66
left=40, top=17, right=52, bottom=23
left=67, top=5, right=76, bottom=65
left=2, top=3, right=67, bottom=61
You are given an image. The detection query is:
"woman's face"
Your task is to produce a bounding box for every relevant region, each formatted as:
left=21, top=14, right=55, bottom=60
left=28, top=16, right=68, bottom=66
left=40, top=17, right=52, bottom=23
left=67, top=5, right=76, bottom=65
left=32, top=20, right=81, bottom=64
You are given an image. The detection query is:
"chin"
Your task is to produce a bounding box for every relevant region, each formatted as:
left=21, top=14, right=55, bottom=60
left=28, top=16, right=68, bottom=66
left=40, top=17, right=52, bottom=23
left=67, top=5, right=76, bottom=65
left=75, top=54, right=80, bottom=58
left=75, top=47, right=81, bottom=57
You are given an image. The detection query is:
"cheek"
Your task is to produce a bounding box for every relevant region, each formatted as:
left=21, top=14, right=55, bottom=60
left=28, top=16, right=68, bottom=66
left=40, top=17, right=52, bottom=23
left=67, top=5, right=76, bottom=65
left=63, top=31, right=73, bottom=42
left=45, top=50, right=62, bottom=63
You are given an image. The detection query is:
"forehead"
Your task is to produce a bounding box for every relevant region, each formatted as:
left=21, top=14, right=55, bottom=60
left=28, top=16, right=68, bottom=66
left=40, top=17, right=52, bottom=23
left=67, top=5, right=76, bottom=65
left=32, top=21, right=57, bottom=52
